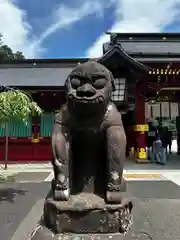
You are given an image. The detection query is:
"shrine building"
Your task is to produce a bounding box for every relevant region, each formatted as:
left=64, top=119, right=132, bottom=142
left=0, top=32, right=180, bottom=162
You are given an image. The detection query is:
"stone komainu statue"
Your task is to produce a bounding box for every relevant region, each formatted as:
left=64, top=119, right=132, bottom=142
left=51, top=61, right=127, bottom=203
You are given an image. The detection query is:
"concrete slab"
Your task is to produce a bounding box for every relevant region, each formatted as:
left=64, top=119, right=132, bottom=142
left=162, top=172, right=180, bottom=187
left=0, top=182, right=49, bottom=240
left=14, top=172, right=50, bottom=183
left=127, top=181, right=180, bottom=199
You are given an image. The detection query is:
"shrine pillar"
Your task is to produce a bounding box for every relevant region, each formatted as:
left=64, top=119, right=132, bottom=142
left=176, top=116, right=180, bottom=155
left=31, top=111, right=40, bottom=144
left=134, top=86, right=148, bottom=162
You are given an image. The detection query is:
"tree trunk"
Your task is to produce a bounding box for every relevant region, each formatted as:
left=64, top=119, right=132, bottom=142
left=4, top=123, right=9, bottom=170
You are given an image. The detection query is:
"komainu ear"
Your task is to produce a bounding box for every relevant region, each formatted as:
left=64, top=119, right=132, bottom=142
left=64, top=76, right=71, bottom=91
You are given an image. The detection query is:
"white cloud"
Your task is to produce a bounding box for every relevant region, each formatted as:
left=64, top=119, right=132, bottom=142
left=86, top=0, right=180, bottom=58
left=0, top=0, right=111, bottom=58
left=2, top=0, right=180, bottom=59
left=0, top=0, right=32, bottom=55
left=27, top=1, right=106, bottom=58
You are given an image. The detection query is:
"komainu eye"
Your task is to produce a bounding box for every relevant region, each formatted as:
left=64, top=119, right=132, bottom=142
left=93, top=78, right=106, bottom=89
left=71, top=78, right=80, bottom=89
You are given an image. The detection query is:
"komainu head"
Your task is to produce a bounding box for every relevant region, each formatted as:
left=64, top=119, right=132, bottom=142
left=65, top=61, right=115, bottom=118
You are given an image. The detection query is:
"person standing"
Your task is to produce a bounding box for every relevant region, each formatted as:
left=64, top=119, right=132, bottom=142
left=167, top=129, right=172, bottom=154
left=158, top=126, right=168, bottom=165
left=147, top=122, right=158, bottom=162
left=153, top=135, right=163, bottom=164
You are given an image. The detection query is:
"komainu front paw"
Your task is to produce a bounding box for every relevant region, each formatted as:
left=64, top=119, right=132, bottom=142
left=51, top=178, right=70, bottom=201
left=106, top=191, right=121, bottom=203
left=120, top=177, right=127, bottom=192
left=53, top=188, right=70, bottom=201
left=106, top=175, right=126, bottom=203
left=107, top=174, right=127, bottom=192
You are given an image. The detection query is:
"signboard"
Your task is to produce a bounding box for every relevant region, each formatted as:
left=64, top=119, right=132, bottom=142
left=161, top=102, right=170, bottom=118
left=134, top=125, right=149, bottom=132
left=170, top=102, right=179, bottom=118
left=152, top=103, right=160, bottom=118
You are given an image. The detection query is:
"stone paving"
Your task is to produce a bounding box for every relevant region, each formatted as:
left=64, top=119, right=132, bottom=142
left=0, top=141, right=179, bottom=239
left=0, top=163, right=180, bottom=184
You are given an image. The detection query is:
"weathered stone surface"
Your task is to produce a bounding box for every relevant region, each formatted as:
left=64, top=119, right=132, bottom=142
left=51, top=61, right=127, bottom=203
left=28, top=224, right=55, bottom=240
left=29, top=61, right=134, bottom=239
left=30, top=225, right=127, bottom=240
left=43, top=193, right=133, bottom=234
left=31, top=196, right=180, bottom=240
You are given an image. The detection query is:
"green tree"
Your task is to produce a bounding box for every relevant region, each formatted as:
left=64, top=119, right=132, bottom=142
left=14, top=51, right=25, bottom=60
left=0, top=45, right=14, bottom=60
left=0, top=34, right=42, bottom=169
left=0, top=34, right=25, bottom=60
left=0, top=34, right=3, bottom=45
left=0, top=89, right=42, bottom=125
left=1, top=89, right=43, bottom=169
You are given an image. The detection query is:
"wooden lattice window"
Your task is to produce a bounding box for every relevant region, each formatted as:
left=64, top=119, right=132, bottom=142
left=111, top=78, right=126, bottom=101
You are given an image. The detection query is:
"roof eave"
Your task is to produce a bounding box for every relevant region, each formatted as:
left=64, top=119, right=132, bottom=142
left=0, top=58, right=89, bottom=65
left=98, top=45, right=150, bottom=74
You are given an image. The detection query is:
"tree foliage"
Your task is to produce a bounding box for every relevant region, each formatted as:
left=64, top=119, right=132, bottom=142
left=0, top=33, right=42, bottom=125
left=0, top=34, right=25, bottom=60
left=0, top=89, right=42, bottom=125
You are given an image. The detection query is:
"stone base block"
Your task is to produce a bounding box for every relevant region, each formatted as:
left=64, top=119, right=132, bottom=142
left=29, top=224, right=128, bottom=240
left=44, top=193, right=133, bottom=234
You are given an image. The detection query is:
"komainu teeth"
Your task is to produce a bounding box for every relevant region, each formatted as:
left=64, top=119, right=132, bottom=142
left=98, top=96, right=104, bottom=103
left=69, top=96, right=104, bottom=105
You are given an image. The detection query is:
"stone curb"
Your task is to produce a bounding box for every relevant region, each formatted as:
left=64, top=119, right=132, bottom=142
left=124, top=173, right=161, bottom=178
left=0, top=172, right=18, bottom=183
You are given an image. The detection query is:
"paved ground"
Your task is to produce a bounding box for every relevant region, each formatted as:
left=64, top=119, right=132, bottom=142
left=0, top=171, right=180, bottom=240
left=125, top=197, right=180, bottom=240
left=0, top=150, right=180, bottom=240
left=0, top=141, right=179, bottom=239
left=0, top=182, right=50, bottom=240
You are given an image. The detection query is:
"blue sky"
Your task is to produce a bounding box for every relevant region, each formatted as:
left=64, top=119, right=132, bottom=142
left=1, top=0, right=180, bottom=59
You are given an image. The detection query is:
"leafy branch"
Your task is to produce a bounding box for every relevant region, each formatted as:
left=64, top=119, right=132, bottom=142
left=0, top=88, right=42, bottom=125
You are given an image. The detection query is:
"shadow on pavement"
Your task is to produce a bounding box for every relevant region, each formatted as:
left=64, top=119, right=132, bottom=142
left=0, top=188, right=27, bottom=203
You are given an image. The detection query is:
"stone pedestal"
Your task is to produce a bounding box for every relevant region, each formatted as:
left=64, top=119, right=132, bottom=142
left=30, top=225, right=131, bottom=240
left=29, top=193, right=133, bottom=239
left=44, top=193, right=132, bottom=234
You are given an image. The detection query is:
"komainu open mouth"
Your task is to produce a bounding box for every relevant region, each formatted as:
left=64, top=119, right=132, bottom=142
left=68, top=94, right=104, bottom=104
